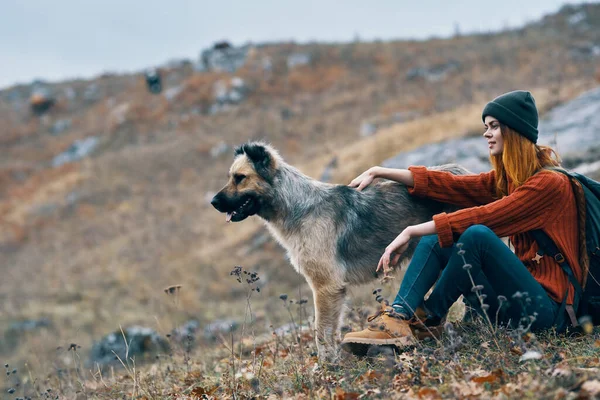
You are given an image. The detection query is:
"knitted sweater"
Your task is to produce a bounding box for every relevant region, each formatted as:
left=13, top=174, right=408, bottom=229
left=407, top=166, right=582, bottom=304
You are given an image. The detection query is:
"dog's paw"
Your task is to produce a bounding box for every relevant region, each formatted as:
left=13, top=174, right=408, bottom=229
left=316, top=346, right=340, bottom=365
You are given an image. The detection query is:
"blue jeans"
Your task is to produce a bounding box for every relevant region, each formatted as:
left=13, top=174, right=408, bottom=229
left=392, top=225, right=561, bottom=331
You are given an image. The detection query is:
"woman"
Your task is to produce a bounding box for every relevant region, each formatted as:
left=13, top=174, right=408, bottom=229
left=341, top=90, right=583, bottom=354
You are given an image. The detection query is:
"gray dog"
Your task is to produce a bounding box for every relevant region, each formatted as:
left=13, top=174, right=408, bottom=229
left=211, top=142, right=467, bottom=362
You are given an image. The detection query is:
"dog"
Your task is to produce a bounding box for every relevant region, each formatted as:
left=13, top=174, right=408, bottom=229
left=211, top=142, right=468, bottom=361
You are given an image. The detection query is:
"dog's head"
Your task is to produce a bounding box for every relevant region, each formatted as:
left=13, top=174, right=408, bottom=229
left=211, top=142, right=280, bottom=222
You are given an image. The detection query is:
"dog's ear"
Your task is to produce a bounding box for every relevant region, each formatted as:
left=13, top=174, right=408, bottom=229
left=235, top=143, right=274, bottom=182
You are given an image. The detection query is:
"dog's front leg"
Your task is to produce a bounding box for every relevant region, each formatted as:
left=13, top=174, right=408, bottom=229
left=313, top=286, right=347, bottom=363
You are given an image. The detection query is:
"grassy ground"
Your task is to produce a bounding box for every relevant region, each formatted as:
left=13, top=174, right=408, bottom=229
left=3, top=274, right=599, bottom=399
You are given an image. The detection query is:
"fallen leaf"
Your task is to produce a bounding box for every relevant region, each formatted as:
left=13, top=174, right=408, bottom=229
left=522, top=332, right=535, bottom=342
left=190, top=385, right=218, bottom=399
left=279, top=348, right=289, bottom=358
left=418, top=387, right=441, bottom=399
left=421, top=361, right=429, bottom=375
left=510, top=346, right=523, bottom=356
left=480, top=341, right=490, bottom=349
left=470, top=368, right=506, bottom=384
left=584, top=357, right=600, bottom=367
left=519, top=350, right=542, bottom=362
left=359, top=369, right=382, bottom=383
left=184, top=371, right=203, bottom=386
left=452, top=381, right=484, bottom=397
left=471, top=374, right=497, bottom=384
left=334, top=387, right=360, bottom=400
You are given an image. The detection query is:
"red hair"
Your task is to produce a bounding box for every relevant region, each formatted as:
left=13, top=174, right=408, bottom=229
left=490, top=124, right=561, bottom=198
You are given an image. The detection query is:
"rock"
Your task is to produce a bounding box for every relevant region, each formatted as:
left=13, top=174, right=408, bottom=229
left=406, top=61, right=460, bottom=82
left=108, top=102, right=130, bottom=128
left=66, top=191, right=79, bottom=205
left=83, top=84, right=100, bottom=103
left=52, top=136, right=99, bottom=167
left=262, top=56, right=273, bottom=72
left=567, top=10, right=587, bottom=25
left=537, top=86, right=600, bottom=166
left=63, top=86, right=76, bottom=101
left=569, top=43, right=600, bottom=60
left=163, top=85, right=184, bottom=102
left=2, top=318, right=52, bottom=352
left=29, top=203, right=59, bottom=218
left=49, top=119, right=72, bottom=135
left=393, top=111, right=422, bottom=123
left=273, top=323, right=311, bottom=336
left=8, top=318, right=52, bottom=332
left=88, top=326, right=169, bottom=369
left=198, top=44, right=250, bottom=73
left=204, top=319, right=239, bottom=341
left=210, top=77, right=250, bottom=112
left=287, top=53, right=311, bottom=69
left=170, top=320, right=200, bottom=349
left=574, top=160, right=600, bottom=176
left=359, top=122, right=377, bottom=137
left=280, top=107, right=293, bottom=120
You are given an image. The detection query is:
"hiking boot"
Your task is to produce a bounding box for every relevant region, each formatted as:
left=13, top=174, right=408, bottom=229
left=340, top=305, right=417, bottom=356
left=409, top=307, right=445, bottom=340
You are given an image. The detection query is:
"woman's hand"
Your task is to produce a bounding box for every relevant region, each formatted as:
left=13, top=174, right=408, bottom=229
left=349, top=167, right=379, bottom=191
left=377, top=228, right=412, bottom=275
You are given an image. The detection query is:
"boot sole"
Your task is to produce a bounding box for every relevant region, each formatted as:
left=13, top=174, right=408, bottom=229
left=340, top=337, right=415, bottom=357
left=341, top=336, right=415, bottom=349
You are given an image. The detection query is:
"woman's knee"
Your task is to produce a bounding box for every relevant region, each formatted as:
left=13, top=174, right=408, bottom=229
left=459, top=225, right=496, bottom=244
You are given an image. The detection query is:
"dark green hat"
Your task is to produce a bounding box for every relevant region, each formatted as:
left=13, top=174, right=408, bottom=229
left=482, top=90, right=539, bottom=144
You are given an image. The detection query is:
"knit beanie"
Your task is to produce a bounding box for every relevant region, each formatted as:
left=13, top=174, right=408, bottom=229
left=481, top=90, right=539, bottom=144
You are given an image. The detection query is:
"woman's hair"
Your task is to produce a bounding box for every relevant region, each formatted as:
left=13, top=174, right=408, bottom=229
left=490, top=124, right=561, bottom=198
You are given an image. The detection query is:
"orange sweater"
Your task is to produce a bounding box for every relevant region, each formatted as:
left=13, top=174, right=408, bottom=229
left=407, top=166, right=582, bottom=304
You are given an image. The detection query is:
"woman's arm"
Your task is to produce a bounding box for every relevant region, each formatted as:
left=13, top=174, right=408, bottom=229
left=406, top=220, right=437, bottom=238
left=377, top=221, right=437, bottom=274
left=407, top=166, right=497, bottom=207
left=349, top=166, right=414, bottom=191
left=432, top=170, right=566, bottom=248
left=376, top=167, right=415, bottom=187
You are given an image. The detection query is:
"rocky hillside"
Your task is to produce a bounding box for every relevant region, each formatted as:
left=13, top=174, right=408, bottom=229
left=1, top=3, right=600, bottom=372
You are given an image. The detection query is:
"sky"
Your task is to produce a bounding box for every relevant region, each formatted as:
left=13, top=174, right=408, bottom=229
left=0, top=0, right=588, bottom=89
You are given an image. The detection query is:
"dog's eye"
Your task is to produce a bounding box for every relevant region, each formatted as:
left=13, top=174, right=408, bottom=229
left=234, top=174, right=246, bottom=184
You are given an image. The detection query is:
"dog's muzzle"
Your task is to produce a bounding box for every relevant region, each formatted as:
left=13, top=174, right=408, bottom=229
left=211, top=192, right=257, bottom=223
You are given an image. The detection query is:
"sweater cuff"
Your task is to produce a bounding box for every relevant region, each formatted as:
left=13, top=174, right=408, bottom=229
left=407, top=166, right=429, bottom=197
left=433, top=213, right=454, bottom=248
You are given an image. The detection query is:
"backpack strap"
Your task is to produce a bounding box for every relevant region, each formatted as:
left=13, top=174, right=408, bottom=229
left=530, top=229, right=582, bottom=327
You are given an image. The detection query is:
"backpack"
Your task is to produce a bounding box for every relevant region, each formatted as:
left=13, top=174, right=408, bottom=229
left=531, top=169, right=600, bottom=329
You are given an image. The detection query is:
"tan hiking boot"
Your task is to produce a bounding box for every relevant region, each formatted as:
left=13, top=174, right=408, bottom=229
left=409, top=307, right=444, bottom=340
left=341, top=306, right=417, bottom=356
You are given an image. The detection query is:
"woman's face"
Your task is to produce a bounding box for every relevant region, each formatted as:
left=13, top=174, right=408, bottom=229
left=483, top=116, right=504, bottom=156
